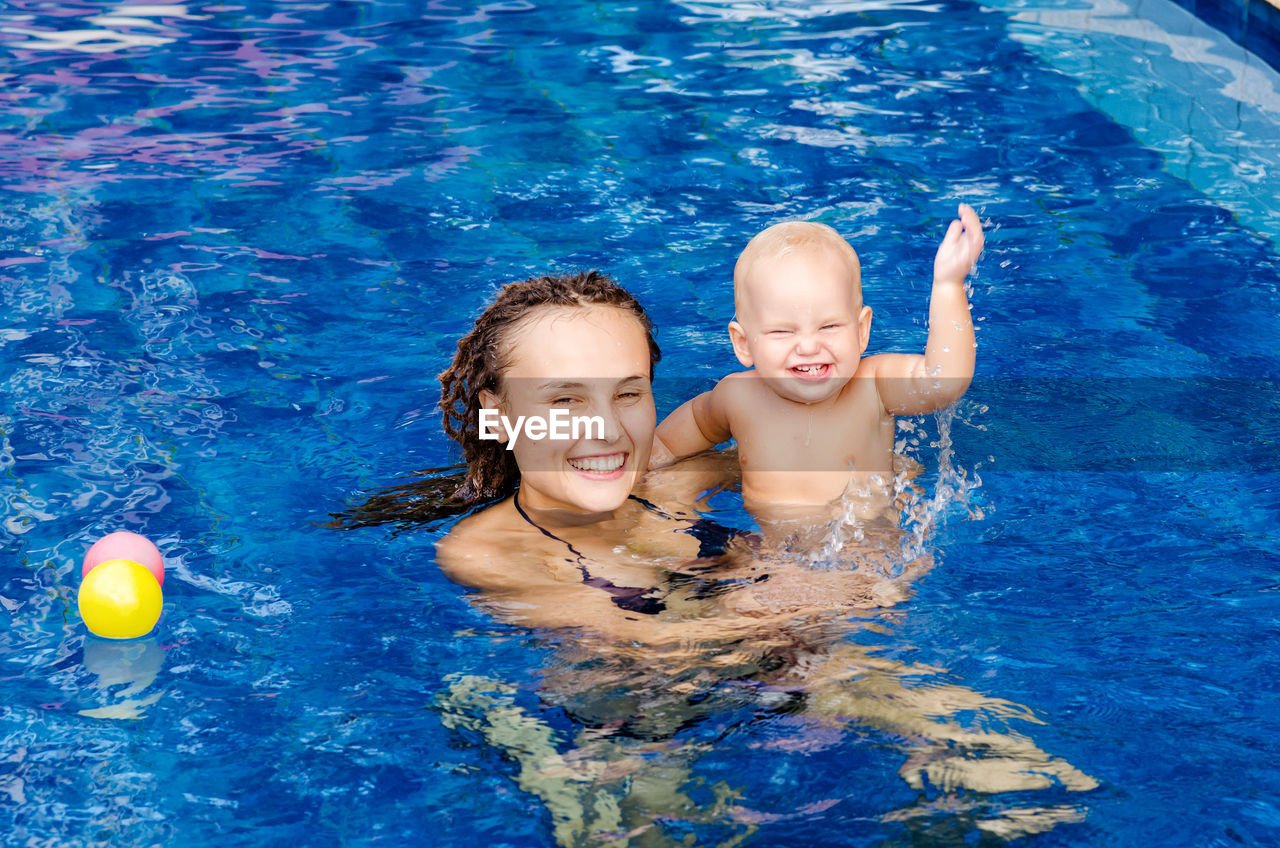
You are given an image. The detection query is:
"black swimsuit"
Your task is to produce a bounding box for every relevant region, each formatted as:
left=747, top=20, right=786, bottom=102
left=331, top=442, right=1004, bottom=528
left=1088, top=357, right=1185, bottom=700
left=512, top=490, right=749, bottom=616
left=513, top=490, right=668, bottom=615
left=627, top=494, right=745, bottom=560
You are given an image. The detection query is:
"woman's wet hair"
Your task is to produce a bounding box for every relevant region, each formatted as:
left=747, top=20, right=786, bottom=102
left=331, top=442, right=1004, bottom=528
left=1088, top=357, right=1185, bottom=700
left=330, top=270, right=660, bottom=532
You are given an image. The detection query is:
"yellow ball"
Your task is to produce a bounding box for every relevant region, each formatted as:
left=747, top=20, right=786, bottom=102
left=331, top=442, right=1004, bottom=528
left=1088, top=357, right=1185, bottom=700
left=78, top=559, right=163, bottom=640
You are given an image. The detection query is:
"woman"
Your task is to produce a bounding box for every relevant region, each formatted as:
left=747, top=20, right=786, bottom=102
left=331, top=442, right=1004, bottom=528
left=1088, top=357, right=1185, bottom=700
left=335, top=270, right=1096, bottom=844
left=433, top=269, right=703, bottom=633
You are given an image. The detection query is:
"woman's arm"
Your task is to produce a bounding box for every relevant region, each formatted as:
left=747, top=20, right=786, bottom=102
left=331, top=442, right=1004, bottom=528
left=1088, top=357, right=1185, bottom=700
left=635, top=447, right=740, bottom=516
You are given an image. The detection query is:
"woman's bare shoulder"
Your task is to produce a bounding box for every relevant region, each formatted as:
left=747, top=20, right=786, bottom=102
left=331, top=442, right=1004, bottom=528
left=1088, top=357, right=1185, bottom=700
left=435, top=502, right=508, bottom=561
left=434, top=499, right=541, bottom=591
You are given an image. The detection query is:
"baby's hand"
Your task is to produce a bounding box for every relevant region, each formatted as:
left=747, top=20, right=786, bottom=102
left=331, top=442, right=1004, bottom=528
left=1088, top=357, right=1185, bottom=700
left=933, top=203, right=985, bottom=286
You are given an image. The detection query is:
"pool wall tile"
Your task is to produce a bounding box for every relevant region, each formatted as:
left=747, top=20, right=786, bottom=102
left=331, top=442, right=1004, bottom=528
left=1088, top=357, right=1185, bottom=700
left=1245, top=0, right=1280, bottom=69
left=1206, top=0, right=1248, bottom=39
left=1165, top=0, right=1280, bottom=70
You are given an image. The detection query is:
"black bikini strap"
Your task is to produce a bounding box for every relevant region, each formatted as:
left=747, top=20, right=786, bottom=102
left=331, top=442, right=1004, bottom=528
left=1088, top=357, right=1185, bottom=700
left=629, top=494, right=747, bottom=560
left=628, top=493, right=671, bottom=517
left=514, top=489, right=588, bottom=563
left=513, top=489, right=666, bottom=615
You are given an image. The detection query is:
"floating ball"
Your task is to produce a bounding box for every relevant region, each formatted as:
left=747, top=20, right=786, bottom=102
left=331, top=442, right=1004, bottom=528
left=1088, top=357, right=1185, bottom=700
left=78, top=559, right=163, bottom=640
left=83, top=531, right=164, bottom=587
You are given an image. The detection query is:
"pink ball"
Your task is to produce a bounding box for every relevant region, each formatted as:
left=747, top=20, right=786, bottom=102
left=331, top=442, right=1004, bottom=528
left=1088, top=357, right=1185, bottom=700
left=83, top=531, right=165, bottom=587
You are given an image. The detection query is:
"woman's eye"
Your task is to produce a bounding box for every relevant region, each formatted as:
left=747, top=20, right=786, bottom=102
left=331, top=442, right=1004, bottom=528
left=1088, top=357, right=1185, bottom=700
left=616, top=391, right=641, bottom=401
left=551, top=397, right=578, bottom=406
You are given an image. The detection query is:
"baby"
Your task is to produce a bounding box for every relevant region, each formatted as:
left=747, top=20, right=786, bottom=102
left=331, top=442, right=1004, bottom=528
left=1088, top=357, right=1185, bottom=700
left=653, top=204, right=984, bottom=513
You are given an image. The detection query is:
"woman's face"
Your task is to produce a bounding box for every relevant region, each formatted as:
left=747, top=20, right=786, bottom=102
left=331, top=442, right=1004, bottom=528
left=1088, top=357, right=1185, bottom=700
left=482, top=305, right=656, bottom=518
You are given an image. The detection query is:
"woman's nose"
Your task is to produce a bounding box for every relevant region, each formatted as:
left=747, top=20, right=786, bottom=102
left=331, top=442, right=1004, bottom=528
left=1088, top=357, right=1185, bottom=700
left=591, top=404, right=622, bottom=442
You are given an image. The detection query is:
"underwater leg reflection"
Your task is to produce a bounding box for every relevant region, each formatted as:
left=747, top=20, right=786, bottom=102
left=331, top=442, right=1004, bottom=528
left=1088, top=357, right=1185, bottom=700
left=433, top=606, right=1097, bottom=846
left=436, top=673, right=758, bottom=848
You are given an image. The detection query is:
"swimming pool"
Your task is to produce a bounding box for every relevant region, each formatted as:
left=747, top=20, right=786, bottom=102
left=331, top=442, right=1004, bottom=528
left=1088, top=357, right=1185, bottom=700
left=3, top=0, right=1279, bottom=844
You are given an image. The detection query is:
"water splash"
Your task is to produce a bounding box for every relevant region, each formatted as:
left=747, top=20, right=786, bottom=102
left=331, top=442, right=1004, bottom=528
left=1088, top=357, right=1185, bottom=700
left=807, top=471, right=886, bottom=568
left=898, top=403, right=985, bottom=562
left=807, top=403, right=985, bottom=576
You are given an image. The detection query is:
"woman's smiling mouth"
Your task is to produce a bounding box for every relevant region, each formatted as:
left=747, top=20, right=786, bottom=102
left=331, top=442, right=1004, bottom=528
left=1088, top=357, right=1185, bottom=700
left=568, top=452, right=627, bottom=476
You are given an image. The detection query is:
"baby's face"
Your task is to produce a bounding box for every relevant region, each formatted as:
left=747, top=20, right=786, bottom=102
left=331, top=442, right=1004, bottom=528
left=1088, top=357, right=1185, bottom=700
left=730, top=247, right=870, bottom=405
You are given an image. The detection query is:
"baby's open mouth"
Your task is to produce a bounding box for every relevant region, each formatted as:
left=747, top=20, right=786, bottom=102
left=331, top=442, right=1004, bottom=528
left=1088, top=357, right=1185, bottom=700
left=790, top=363, right=831, bottom=379
left=567, top=452, right=626, bottom=473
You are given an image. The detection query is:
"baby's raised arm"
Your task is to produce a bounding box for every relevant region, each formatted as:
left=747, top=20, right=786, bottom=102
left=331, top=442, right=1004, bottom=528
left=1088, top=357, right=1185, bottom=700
left=872, top=204, right=983, bottom=415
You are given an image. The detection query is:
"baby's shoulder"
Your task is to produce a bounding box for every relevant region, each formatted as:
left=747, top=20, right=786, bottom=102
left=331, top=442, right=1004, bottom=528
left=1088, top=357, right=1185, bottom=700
left=711, top=370, right=769, bottom=412
left=715, top=369, right=767, bottom=395
left=853, top=354, right=888, bottom=378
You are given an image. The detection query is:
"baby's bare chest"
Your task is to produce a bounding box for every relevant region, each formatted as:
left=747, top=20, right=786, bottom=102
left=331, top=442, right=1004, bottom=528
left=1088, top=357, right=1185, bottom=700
left=731, top=385, right=894, bottom=473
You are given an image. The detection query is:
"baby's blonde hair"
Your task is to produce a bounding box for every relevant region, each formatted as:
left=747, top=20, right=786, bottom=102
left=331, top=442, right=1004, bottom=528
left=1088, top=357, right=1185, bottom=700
left=733, top=221, right=861, bottom=316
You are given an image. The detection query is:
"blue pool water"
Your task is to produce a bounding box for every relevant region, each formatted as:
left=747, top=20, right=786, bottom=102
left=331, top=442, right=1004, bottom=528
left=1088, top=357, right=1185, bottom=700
left=3, top=0, right=1280, bottom=844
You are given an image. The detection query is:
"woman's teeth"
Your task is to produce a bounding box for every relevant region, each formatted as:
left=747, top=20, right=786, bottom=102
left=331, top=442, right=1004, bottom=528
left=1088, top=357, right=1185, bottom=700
left=568, top=454, right=625, bottom=473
